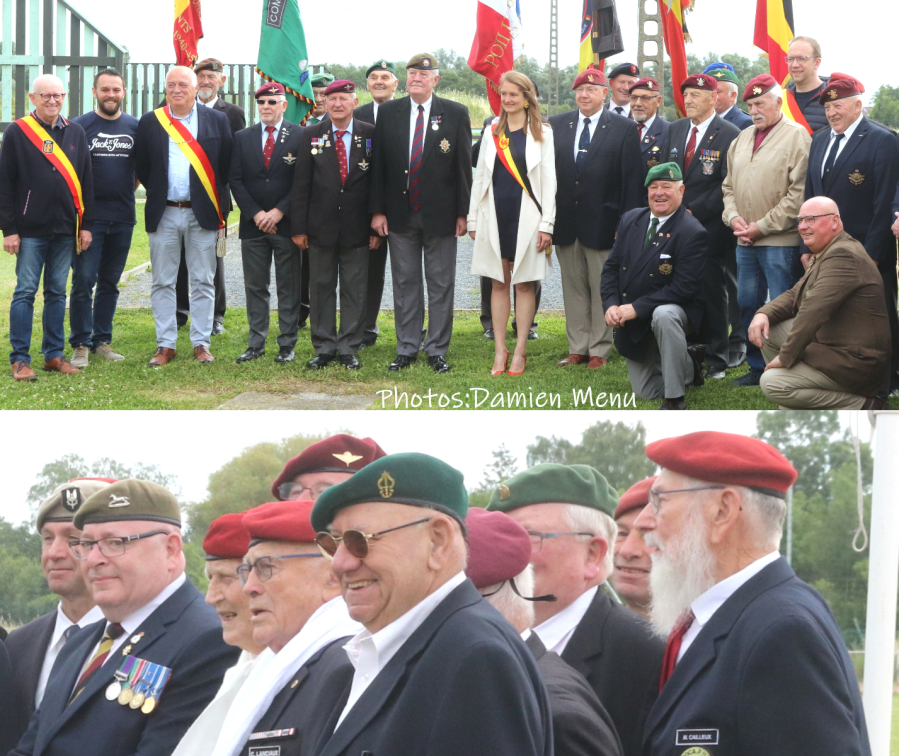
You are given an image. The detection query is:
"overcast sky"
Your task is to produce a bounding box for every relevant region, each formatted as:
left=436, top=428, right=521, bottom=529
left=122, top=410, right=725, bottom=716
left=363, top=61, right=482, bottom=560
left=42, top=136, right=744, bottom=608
left=66, top=0, right=888, bottom=105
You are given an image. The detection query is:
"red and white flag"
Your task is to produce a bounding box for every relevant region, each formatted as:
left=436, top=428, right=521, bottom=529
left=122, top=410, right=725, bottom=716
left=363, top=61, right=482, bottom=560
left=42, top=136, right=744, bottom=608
left=468, top=0, right=524, bottom=115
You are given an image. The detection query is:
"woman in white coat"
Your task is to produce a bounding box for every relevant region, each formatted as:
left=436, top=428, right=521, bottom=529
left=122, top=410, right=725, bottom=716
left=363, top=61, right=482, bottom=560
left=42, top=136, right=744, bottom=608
left=469, top=70, right=556, bottom=376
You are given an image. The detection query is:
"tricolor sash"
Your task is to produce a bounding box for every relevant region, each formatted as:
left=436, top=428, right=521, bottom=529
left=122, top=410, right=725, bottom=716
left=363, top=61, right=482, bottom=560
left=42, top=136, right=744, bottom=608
left=16, top=114, right=85, bottom=248
left=492, top=128, right=542, bottom=215
left=153, top=106, right=225, bottom=229
left=782, top=89, right=813, bottom=135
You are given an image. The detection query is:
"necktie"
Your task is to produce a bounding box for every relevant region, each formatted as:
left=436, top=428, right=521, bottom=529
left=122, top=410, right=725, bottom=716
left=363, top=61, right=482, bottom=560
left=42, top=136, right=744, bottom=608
left=644, top=217, right=659, bottom=249
left=408, top=104, right=425, bottom=211
left=576, top=117, right=591, bottom=170
left=637, top=123, right=645, bottom=140
left=263, top=125, right=275, bottom=170
left=69, top=622, right=124, bottom=704
left=822, top=132, right=845, bottom=178
left=614, top=106, right=624, bottom=115
left=659, top=611, right=695, bottom=691
left=63, top=625, right=80, bottom=642
left=684, top=125, right=699, bottom=172
left=335, top=129, right=348, bottom=184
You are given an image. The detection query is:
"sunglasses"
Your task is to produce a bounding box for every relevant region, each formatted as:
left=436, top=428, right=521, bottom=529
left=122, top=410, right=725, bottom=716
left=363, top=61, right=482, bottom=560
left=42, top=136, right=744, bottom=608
left=315, top=516, right=431, bottom=560
left=256, top=98, right=284, bottom=106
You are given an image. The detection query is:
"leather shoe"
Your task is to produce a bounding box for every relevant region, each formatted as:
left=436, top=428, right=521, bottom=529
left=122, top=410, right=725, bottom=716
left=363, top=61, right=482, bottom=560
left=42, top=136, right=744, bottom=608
left=731, top=369, right=762, bottom=387
left=275, top=347, right=295, bottom=364
left=339, top=354, right=361, bottom=370
left=484, top=329, right=495, bottom=340
left=428, top=355, right=451, bottom=374
left=307, top=354, right=335, bottom=369
left=528, top=330, right=539, bottom=340
left=211, top=320, right=226, bottom=336
left=43, top=356, right=82, bottom=374
left=12, top=361, right=37, bottom=381
left=236, top=347, right=266, bottom=363
left=687, top=344, right=706, bottom=387
left=388, top=354, right=416, bottom=371
left=149, top=347, right=176, bottom=367
left=194, top=345, right=215, bottom=363
left=557, top=354, right=588, bottom=367
left=706, top=368, right=727, bottom=380
left=660, top=397, right=686, bottom=410
left=587, top=356, right=607, bottom=369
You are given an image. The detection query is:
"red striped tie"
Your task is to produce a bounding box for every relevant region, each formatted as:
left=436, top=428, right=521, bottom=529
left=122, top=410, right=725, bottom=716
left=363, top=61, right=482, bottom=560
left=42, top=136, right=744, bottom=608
left=659, top=611, right=694, bottom=691
left=335, top=130, right=348, bottom=184
left=69, top=622, right=124, bottom=704
left=408, top=104, right=424, bottom=211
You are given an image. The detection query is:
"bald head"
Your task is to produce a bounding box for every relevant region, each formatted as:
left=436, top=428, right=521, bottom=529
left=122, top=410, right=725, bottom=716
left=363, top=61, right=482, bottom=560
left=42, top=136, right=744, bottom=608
left=797, top=196, right=842, bottom=254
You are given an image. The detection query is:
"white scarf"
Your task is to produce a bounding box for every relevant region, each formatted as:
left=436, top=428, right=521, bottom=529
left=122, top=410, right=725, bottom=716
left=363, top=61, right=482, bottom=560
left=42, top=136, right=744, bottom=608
left=210, top=597, right=362, bottom=756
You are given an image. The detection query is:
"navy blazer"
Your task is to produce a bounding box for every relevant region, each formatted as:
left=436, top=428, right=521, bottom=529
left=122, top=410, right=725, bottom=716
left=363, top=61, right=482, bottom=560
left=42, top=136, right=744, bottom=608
left=636, top=116, right=671, bottom=190
left=6, top=611, right=56, bottom=745
left=11, top=580, right=240, bottom=756
left=601, top=205, right=708, bottom=361
left=353, top=101, right=376, bottom=126
left=642, top=557, right=871, bottom=756
left=805, top=116, right=899, bottom=264
left=306, top=580, right=553, bottom=756
left=722, top=105, right=753, bottom=130
left=135, top=103, right=233, bottom=232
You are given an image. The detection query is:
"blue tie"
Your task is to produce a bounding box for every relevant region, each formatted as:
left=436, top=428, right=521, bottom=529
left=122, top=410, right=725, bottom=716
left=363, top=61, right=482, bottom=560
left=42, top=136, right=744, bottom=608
left=576, top=117, right=591, bottom=170
left=822, top=132, right=845, bottom=178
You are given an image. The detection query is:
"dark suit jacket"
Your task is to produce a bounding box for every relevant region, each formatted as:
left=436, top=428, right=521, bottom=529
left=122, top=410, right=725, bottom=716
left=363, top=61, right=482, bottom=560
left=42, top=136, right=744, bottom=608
left=642, top=558, right=871, bottom=756
left=601, top=205, right=708, bottom=361
left=135, top=103, right=233, bottom=232
left=722, top=105, right=753, bottom=130
left=636, top=115, right=671, bottom=187
left=230, top=119, right=305, bottom=239
left=353, top=101, right=376, bottom=126
left=6, top=611, right=56, bottom=745
left=369, top=94, right=473, bottom=236
left=212, top=97, right=246, bottom=135
left=11, top=580, right=240, bottom=756
left=306, top=581, right=552, bottom=756
left=526, top=632, right=623, bottom=756
left=291, top=118, right=376, bottom=248
left=805, top=116, right=899, bottom=264
left=549, top=108, right=643, bottom=249
left=560, top=588, right=665, bottom=756
left=0, top=638, right=18, bottom=756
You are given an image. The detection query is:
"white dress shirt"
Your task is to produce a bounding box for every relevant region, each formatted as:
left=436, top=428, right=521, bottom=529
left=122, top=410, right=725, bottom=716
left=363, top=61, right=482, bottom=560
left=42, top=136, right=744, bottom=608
left=167, top=104, right=199, bottom=201
left=611, top=101, right=632, bottom=117
left=649, top=210, right=675, bottom=232
left=821, top=116, right=863, bottom=176
left=336, top=571, right=467, bottom=729
left=200, top=96, right=218, bottom=109
left=533, top=585, right=598, bottom=655
left=408, top=95, right=432, bottom=162
left=260, top=118, right=283, bottom=151
left=678, top=551, right=781, bottom=660
left=35, top=603, right=105, bottom=707
left=685, top=110, right=716, bottom=154
left=637, top=113, right=657, bottom=140
left=573, top=111, right=601, bottom=163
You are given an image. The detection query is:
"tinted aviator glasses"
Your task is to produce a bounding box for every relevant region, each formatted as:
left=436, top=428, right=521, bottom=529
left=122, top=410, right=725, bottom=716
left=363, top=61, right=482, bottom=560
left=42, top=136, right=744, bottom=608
left=70, top=530, right=168, bottom=559
left=315, top=517, right=432, bottom=560
left=236, top=553, right=323, bottom=585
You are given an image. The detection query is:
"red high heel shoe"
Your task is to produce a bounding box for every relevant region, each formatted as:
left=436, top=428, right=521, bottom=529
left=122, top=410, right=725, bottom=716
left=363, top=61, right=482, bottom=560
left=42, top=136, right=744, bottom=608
left=491, top=350, right=509, bottom=376
left=509, top=354, right=527, bottom=376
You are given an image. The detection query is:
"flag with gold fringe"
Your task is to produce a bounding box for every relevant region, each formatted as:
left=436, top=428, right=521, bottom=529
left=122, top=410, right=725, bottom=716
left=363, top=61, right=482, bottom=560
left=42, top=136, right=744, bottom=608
left=256, top=0, right=315, bottom=125
left=173, top=0, right=203, bottom=67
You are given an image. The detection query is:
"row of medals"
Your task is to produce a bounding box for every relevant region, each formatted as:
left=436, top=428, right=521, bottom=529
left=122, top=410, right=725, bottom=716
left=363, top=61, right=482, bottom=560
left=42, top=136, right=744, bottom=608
left=106, top=672, right=158, bottom=714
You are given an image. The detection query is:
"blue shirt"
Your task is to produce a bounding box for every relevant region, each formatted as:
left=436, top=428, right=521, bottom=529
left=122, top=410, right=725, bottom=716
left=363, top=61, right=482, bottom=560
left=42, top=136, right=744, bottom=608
left=166, top=104, right=198, bottom=201
left=261, top=118, right=284, bottom=151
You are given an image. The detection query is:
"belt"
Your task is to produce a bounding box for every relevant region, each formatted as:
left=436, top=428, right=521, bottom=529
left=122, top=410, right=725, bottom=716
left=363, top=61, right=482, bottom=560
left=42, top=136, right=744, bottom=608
left=166, top=200, right=192, bottom=208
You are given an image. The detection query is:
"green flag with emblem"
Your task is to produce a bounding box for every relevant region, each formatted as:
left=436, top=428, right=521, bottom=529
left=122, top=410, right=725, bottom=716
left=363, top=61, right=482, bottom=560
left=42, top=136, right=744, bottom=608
left=256, top=0, right=315, bottom=124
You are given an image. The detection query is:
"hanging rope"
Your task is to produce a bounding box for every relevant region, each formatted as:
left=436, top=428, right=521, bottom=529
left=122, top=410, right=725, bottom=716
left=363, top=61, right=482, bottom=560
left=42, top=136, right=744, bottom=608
left=850, top=412, right=868, bottom=553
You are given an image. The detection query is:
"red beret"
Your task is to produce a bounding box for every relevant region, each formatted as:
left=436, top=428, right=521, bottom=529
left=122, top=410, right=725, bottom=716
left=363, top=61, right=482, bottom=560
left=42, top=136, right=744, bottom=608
left=255, top=81, right=285, bottom=98
left=818, top=72, right=864, bottom=105
left=464, top=508, right=532, bottom=590
left=271, top=434, right=387, bottom=500
left=615, top=476, right=657, bottom=518
left=324, top=79, right=355, bottom=95
left=70, top=477, right=118, bottom=484
left=743, top=74, right=778, bottom=102
left=645, top=431, right=797, bottom=498
left=572, top=67, right=607, bottom=90
left=203, top=512, right=250, bottom=560
left=242, top=500, right=317, bottom=544
left=680, top=73, right=718, bottom=93
left=629, top=77, right=660, bottom=94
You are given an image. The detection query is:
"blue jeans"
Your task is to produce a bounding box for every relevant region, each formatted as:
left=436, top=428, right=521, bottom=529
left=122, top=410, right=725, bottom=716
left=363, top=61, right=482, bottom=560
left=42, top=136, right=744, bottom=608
left=9, top=234, right=75, bottom=364
left=69, top=221, right=134, bottom=347
left=737, top=245, right=798, bottom=371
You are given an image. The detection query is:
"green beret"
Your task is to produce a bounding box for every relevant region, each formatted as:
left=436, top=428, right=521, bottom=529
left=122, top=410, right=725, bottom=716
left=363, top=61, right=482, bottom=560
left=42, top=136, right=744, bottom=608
left=366, top=60, right=397, bottom=78
left=310, top=71, right=335, bottom=88
left=645, top=161, right=683, bottom=187
left=74, top=479, right=181, bottom=529
left=406, top=53, right=438, bottom=71
left=708, top=68, right=739, bottom=85
left=486, top=464, right=618, bottom=516
left=311, top=452, right=468, bottom=532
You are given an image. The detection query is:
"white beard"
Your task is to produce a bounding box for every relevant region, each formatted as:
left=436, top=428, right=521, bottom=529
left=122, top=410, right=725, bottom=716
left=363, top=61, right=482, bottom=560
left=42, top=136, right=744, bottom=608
left=646, top=506, right=716, bottom=637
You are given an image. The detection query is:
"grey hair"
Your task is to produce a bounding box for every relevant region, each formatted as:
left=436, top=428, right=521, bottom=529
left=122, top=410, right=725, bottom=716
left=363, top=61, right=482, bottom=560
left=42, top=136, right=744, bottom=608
left=167, top=66, right=198, bottom=87
left=482, top=564, right=535, bottom=632
left=718, top=81, right=738, bottom=95
left=31, top=73, right=65, bottom=93
left=767, top=84, right=783, bottom=104
left=562, top=504, right=616, bottom=576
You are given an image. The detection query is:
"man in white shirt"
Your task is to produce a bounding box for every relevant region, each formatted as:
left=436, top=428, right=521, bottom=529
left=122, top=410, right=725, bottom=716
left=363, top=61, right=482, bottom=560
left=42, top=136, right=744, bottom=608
left=606, top=62, right=640, bottom=117
left=487, top=462, right=664, bottom=756
left=635, top=431, right=871, bottom=756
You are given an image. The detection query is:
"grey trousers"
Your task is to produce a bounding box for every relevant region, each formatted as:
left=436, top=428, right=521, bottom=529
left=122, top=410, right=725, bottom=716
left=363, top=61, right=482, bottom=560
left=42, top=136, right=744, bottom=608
left=387, top=210, right=457, bottom=358
left=149, top=206, right=217, bottom=349
left=361, top=239, right=389, bottom=342
left=556, top=241, right=613, bottom=357
left=703, top=247, right=730, bottom=372
left=308, top=240, right=369, bottom=356
left=625, top=304, right=694, bottom=400
left=241, top=235, right=302, bottom=350
left=725, top=244, right=746, bottom=361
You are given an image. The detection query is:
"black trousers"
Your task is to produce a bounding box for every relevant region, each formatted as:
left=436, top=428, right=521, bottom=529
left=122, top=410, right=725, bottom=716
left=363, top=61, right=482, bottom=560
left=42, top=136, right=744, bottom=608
left=479, top=276, right=542, bottom=333
left=878, top=256, right=899, bottom=392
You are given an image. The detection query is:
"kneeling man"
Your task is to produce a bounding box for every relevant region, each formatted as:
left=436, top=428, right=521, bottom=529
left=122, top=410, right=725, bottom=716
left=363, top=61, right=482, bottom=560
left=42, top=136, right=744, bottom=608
left=601, top=162, right=707, bottom=409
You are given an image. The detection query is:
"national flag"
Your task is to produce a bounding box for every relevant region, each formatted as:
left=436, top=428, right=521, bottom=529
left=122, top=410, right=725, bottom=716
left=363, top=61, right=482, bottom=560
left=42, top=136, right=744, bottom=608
left=173, top=0, right=203, bottom=67
left=659, top=0, right=690, bottom=118
left=468, top=0, right=524, bottom=116
left=591, top=0, right=624, bottom=69
left=579, top=0, right=594, bottom=73
left=754, top=0, right=795, bottom=86
left=256, top=0, right=315, bottom=125
left=782, top=88, right=813, bottom=134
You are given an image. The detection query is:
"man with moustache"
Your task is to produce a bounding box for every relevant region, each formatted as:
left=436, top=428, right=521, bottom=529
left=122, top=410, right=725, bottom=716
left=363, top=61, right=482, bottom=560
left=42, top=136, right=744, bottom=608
left=6, top=479, right=111, bottom=744
left=68, top=69, right=138, bottom=367
left=606, top=63, right=639, bottom=118
left=307, top=71, right=335, bottom=126
left=635, top=431, right=871, bottom=756
left=628, top=77, right=669, bottom=186
left=611, top=476, right=656, bottom=618
left=784, top=36, right=830, bottom=133
left=705, top=64, right=753, bottom=130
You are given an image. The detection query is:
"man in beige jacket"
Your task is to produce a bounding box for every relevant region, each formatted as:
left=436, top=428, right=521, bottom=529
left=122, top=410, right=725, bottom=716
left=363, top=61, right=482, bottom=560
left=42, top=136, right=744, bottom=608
left=722, top=73, right=811, bottom=387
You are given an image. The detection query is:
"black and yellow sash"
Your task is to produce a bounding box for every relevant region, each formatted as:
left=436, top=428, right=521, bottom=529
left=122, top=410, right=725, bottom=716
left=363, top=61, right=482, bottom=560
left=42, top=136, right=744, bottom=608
left=492, top=128, right=542, bottom=214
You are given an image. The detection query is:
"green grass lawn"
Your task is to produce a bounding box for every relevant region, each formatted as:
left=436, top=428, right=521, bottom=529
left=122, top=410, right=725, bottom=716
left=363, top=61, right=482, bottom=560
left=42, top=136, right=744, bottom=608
left=894, top=693, right=899, bottom=756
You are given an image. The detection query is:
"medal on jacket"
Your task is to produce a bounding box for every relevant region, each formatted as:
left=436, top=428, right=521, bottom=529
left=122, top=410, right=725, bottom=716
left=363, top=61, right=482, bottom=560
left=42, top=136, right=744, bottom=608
left=365, top=138, right=372, bottom=157
left=118, top=657, right=147, bottom=706
left=106, top=655, right=137, bottom=701
left=129, top=659, right=156, bottom=709
left=138, top=663, right=170, bottom=714
left=310, top=137, right=324, bottom=155
left=431, top=115, right=441, bottom=131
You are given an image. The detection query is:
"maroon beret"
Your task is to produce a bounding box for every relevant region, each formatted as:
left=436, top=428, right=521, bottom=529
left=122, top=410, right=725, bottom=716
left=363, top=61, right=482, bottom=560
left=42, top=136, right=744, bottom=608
left=680, top=73, right=718, bottom=93
left=242, top=500, right=317, bottom=544
left=645, top=431, right=797, bottom=498
left=629, top=77, right=660, bottom=94
left=464, top=508, right=532, bottom=590
left=572, top=67, right=607, bottom=90
left=615, top=476, right=657, bottom=518
left=324, top=79, right=355, bottom=95
left=255, top=81, right=285, bottom=98
left=271, top=434, right=387, bottom=500
left=203, top=512, right=250, bottom=560
left=818, top=72, right=864, bottom=105
left=743, top=74, right=778, bottom=102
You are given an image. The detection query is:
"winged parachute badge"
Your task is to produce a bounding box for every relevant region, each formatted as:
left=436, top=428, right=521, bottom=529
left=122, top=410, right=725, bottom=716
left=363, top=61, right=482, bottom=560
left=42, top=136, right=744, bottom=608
left=333, top=451, right=364, bottom=466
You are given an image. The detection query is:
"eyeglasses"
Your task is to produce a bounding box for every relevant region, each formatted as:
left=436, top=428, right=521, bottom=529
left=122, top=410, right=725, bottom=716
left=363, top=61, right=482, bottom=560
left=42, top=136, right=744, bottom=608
left=70, top=530, right=168, bottom=560
left=315, top=517, right=432, bottom=560
left=236, top=553, right=324, bottom=585
left=278, top=481, right=334, bottom=501
left=648, top=486, right=726, bottom=514
left=256, top=99, right=284, bottom=106
left=629, top=94, right=660, bottom=103
left=36, top=93, right=65, bottom=102
left=794, top=213, right=835, bottom=226
left=785, top=55, right=814, bottom=64
left=526, top=530, right=594, bottom=552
